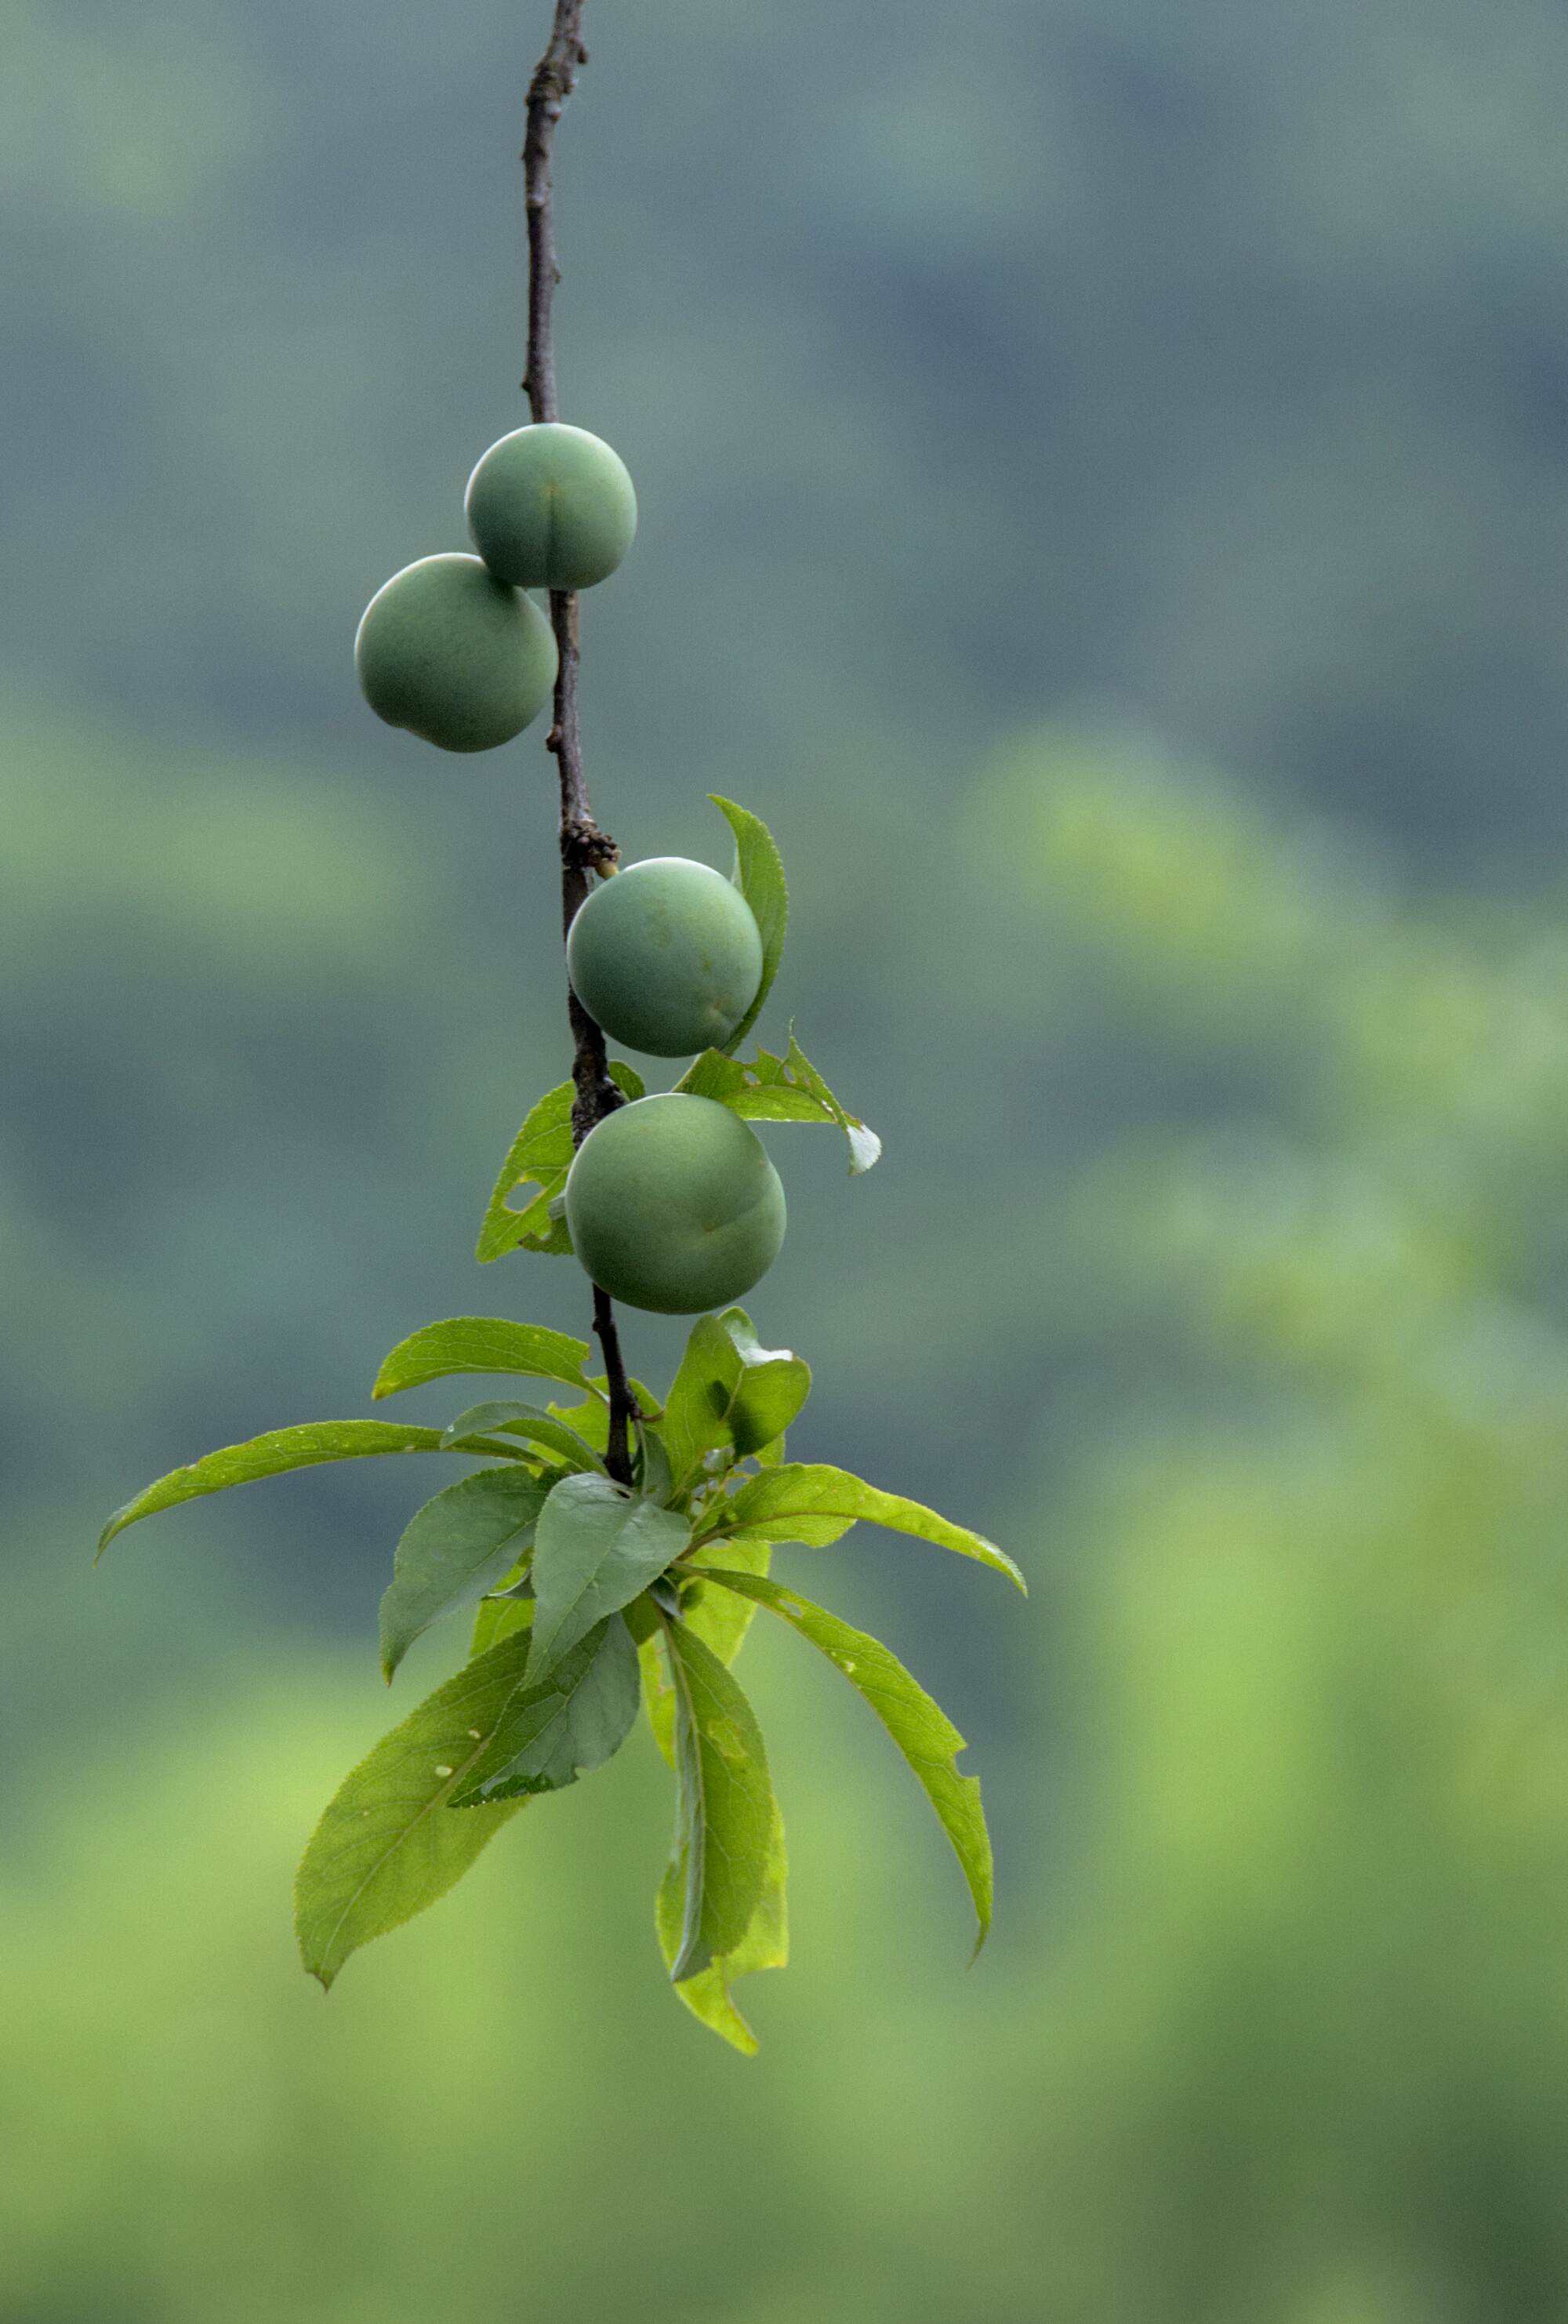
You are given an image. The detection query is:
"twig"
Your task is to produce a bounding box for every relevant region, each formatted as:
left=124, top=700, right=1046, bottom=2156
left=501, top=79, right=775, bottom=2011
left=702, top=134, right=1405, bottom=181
left=522, top=0, right=634, bottom=1484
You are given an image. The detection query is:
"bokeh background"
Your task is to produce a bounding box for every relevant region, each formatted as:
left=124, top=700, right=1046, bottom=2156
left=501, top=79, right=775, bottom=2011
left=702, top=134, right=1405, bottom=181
left=7, top=0, right=1568, bottom=2315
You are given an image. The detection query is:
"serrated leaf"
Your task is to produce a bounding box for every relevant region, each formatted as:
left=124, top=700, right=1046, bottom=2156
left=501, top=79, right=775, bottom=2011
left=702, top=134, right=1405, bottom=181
left=379, top=1468, right=549, bottom=1682
left=528, top=1473, right=689, bottom=1685
left=676, top=1033, right=879, bottom=1173
left=97, top=1421, right=455, bottom=1559
left=662, top=1308, right=811, bottom=1487
left=440, top=1401, right=604, bottom=1472
left=449, top=1615, right=640, bottom=1803
left=656, top=1799, right=787, bottom=2055
left=662, top=1618, right=775, bottom=1982
left=695, top=1462, right=1026, bottom=1592
left=710, top=795, right=786, bottom=1051
left=295, top=1632, right=539, bottom=1988
left=476, top=1062, right=645, bottom=1262
left=372, top=1317, right=593, bottom=1402
left=706, top=1569, right=993, bottom=1952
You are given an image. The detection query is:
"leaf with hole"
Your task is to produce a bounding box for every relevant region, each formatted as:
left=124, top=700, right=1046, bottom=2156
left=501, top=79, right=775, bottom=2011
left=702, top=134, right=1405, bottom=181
left=528, top=1472, right=689, bottom=1684
left=677, top=1033, right=880, bottom=1173
left=706, top=1569, right=993, bottom=1952
left=379, top=1466, right=550, bottom=1681
left=476, top=1062, right=645, bottom=1262
left=449, top=1614, right=640, bottom=1803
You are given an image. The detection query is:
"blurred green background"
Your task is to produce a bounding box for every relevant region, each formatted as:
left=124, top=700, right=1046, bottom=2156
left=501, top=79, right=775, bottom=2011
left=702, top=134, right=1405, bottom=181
left=8, top=0, right=1568, bottom=2315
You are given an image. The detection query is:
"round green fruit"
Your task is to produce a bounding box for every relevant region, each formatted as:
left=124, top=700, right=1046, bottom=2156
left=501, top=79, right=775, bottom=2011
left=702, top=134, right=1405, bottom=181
left=465, top=423, right=637, bottom=590
left=354, top=554, right=557, bottom=753
left=564, top=1095, right=786, bottom=1316
left=567, top=858, right=764, bottom=1058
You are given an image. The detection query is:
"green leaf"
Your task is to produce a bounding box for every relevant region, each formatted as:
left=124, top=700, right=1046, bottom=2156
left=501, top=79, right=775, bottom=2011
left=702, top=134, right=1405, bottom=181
left=661, top=1618, right=775, bottom=1982
left=528, top=1474, right=689, bottom=1684
left=98, top=1421, right=455, bottom=1559
left=379, top=1468, right=549, bottom=1682
left=470, top=1584, right=533, bottom=1660
left=449, top=1616, right=640, bottom=1804
left=706, top=1570, right=994, bottom=1952
left=676, top=1033, right=880, bottom=1173
left=440, top=1401, right=604, bottom=1473
left=476, top=1063, right=645, bottom=1262
left=662, top=1307, right=811, bottom=1487
left=372, top=1317, right=593, bottom=1402
left=695, top=1462, right=1026, bottom=1592
left=656, top=1800, right=787, bottom=2056
left=546, top=1375, right=662, bottom=1458
left=681, top=1539, right=774, bottom=1667
left=295, top=1631, right=538, bottom=1989
left=710, top=794, right=786, bottom=1051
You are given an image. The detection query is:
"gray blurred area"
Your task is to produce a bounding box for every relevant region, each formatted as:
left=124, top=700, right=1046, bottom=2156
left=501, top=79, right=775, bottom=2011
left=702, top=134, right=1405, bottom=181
left=5, top=3, right=1568, bottom=2319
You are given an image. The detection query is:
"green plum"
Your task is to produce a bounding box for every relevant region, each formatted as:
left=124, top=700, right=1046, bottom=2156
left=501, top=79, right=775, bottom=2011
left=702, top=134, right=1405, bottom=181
left=354, top=553, right=557, bottom=752
left=465, top=423, right=637, bottom=590
left=567, top=857, right=764, bottom=1058
left=564, top=1095, right=786, bottom=1315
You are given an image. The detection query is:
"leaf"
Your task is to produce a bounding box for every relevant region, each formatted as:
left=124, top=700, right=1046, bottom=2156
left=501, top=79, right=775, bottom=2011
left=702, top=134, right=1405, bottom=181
left=98, top=1421, right=454, bottom=1559
left=695, top=1462, right=1026, bottom=1592
left=527, top=1473, right=689, bottom=1684
left=372, top=1317, right=593, bottom=1402
left=661, top=1618, right=776, bottom=1982
left=546, top=1374, right=662, bottom=1457
left=440, top=1401, right=604, bottom=1473
left=676, top=1033, right=880, bottom=1174
left=706, top=1570, right=994, bottom=1951
left=656, top=1800, right=787, bottom=2056
left=681, top=1538, right=774, bottom=1667
left=710, top=794, right=786, bottom=1051
left=662, top=1307, right=811, bottom=1486
left=295, top=1631, right=537, bottom=1989
left=476, top=1063, right=645, bottom=1262
left=470, top=1584, right=533, bottom=1660
left=379, top=1468, right=549, bottom=1681
left=449, top=1615, right=640, bottom=1804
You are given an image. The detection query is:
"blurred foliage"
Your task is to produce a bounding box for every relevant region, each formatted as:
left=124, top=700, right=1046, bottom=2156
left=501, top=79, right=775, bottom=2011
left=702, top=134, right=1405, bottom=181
left=7, top=0, right=1568, bottom=2315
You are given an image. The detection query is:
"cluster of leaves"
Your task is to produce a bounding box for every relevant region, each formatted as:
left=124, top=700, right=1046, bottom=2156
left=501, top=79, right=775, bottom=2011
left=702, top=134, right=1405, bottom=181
left=98, top=797, right=1018, bottom=2050
left=99, top=1309, right=1023, bottom=2050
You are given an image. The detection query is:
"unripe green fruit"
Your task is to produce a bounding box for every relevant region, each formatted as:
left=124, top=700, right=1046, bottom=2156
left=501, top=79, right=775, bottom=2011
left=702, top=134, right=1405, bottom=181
left=354, top=554, right=557, bottom=752
left=567, top=858, right=764, bottom=1059
left=564, top=1095, right=786, bottom=1316
left=465, top=423, right=637, bottom=590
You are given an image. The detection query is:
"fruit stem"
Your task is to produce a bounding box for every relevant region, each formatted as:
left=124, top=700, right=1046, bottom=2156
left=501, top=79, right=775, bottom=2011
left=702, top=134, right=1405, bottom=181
left=523, top=0, right=635, bottom=1487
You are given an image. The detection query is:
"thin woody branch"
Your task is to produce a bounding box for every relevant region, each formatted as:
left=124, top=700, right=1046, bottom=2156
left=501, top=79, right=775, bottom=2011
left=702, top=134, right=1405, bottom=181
left=522, top=0, right=634, bottom=1483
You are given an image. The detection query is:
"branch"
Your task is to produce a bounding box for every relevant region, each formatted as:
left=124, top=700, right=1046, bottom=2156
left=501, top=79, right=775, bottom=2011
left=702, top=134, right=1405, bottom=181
left=522, top=0, right=634, bottom=1485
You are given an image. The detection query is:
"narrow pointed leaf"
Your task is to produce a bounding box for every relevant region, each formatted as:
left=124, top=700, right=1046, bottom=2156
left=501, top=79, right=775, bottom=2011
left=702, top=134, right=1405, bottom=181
left=546, top=1374, right=662, bottom=1456
left=449, top=1615, right=640, bottom=1803
left=662, top=1619, right=775, bottom=1982
left=477, top=1063, right=644, bottom=1263
left=656, top=1801, right=787, bottom=2056
left=440, top=1401, right=604, bottom=1472
left=372, top=1317, right=593, bottom=1401
left=698, top=1462, right=1025, bottom=1591
left=662, top=1307, right=811, bottom=1485
left=528, top=1473, right=688, bottom=1684
left=682, top=1540, right=774, bottom=1667
left=379, top=1468, right=548, bottom=1681
left=710, top=794, right=786, bottom=1051
left=295, top=1632, right=538, bottom=1988
left=98, top=1422, right=452, bottom=1558
left=707, top=1569, right=994, bottom=1951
